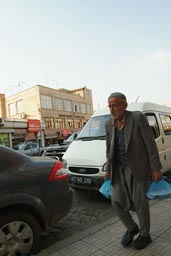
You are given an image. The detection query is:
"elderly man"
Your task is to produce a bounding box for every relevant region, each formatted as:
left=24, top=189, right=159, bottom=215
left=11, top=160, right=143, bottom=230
left=105, top=92, right=162, bottom=250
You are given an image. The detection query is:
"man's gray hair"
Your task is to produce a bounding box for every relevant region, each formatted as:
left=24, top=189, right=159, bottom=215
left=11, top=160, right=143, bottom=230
left=108, top=92, right=127, bottom=101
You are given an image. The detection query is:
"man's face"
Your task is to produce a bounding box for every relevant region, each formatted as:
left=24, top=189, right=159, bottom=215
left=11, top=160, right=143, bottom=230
left=108, top=97, right=127, bottom=119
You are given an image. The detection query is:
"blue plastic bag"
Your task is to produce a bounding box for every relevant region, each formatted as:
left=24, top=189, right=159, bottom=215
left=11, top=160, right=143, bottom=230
left=146, top=176, right=171, bottom=200
left=99, top=178, right=112, bottom=199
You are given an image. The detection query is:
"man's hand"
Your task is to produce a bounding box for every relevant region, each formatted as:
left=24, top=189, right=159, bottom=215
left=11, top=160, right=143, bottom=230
left=152, top=170, right=162, bottom=182
left=104, top=171, right=111, bottom=180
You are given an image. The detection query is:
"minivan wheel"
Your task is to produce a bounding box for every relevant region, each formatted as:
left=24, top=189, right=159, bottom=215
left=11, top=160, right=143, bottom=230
left=0, top=210, right=42, bottom=256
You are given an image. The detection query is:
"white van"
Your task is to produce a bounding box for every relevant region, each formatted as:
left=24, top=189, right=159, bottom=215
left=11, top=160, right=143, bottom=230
left=62, top=102, right=171, bottom=190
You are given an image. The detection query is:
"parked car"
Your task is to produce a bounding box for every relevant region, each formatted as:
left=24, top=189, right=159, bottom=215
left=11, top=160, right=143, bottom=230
left=15, top=141, right=45, bottom=156
left=44, top=131, right=79, bottom=161
left=0, top=145, right=73, bottom=256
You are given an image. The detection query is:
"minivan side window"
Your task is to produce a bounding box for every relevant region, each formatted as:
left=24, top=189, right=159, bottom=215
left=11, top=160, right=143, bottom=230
left=32, top=143, right=37, bottom=149
left=160, top=114, right=171, bottom=135
left=145, top=113, right=160, bottom=139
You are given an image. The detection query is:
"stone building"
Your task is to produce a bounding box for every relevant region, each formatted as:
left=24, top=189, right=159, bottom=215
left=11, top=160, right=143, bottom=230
left=0, top=84, right=93, bottom=147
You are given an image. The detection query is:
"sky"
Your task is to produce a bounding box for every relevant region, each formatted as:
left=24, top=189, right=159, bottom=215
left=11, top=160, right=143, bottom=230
left=0, top=0, right=171, bottom=110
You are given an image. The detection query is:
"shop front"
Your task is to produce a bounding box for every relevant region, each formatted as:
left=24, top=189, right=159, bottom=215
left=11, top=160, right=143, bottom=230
left=0, top=119, right=45, bottom=149
left=0, top=128, right=15, bottom=148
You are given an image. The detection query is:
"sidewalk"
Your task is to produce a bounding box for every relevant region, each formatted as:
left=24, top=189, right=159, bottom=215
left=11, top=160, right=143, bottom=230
left=38, top=199, right=171, bottom=256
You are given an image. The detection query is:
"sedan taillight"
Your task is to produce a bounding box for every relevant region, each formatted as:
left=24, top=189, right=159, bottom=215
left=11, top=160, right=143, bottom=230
left=49, top=161, right=68, bottom=181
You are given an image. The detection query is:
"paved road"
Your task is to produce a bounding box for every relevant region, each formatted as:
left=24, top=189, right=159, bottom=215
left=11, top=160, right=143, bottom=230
left=39, top=188, right=115, bottom=251
left=38, top=170, right=171, bottom=253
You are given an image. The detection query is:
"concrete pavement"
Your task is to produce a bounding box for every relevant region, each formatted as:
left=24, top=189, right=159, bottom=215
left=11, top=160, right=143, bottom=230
left=37, top=198, right=171, bottom=256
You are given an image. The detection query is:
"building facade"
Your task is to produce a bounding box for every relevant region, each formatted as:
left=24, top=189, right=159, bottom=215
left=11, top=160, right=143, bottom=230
left=1, top=85, right=93, bottom=147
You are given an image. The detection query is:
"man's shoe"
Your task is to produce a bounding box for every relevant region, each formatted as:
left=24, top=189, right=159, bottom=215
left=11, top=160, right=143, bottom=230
left=121, top=225, right=139, bottom=247
left=132, top=235, right=152, bottom=250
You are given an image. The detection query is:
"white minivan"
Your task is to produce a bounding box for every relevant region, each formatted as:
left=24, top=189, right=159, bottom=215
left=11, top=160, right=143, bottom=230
left=62, top=102, right=171, bottom=190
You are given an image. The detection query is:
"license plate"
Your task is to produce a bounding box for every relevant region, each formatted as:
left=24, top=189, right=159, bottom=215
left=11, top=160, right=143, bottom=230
left=70, top=176, right=92, bottom=185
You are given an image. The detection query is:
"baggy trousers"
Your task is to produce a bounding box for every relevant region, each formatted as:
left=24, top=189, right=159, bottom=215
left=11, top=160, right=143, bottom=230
left=111, top=166, right=150, bottom=237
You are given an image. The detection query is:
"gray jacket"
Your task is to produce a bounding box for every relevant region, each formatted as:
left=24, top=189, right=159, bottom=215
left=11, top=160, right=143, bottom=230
left=105, top=110, right=162, bottom=184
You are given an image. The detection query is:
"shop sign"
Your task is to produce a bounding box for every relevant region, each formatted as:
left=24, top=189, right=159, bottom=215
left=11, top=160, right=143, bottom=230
left=61, top=128, right=71, bottom=137
left=27, top=119, right=41, bottom=133
left=25, top=133, right=36, bottom=140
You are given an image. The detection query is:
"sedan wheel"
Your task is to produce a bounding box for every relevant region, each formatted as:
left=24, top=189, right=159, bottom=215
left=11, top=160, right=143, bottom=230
left=0, top=211, right=42, bottom=256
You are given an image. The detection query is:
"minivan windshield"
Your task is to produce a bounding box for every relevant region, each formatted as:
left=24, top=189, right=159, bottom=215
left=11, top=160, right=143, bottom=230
left=65, top=132, right=78, bottom=142
left=77, top=114, right=110, bottom=140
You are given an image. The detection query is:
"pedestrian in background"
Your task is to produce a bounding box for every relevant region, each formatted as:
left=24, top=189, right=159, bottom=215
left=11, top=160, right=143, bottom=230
left=104, top=92, right=162, bottom=250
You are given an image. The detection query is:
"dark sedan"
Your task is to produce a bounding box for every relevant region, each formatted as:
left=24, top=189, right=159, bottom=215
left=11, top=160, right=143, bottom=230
left=0, top=145, right=73, bottom=256
left=44, top=131, right=79, bottom=161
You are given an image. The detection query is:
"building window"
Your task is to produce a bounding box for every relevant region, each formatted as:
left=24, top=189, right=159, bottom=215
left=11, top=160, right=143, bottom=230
left=80, top=103, right=86, bottom=113
left=41, top=95, right=52, bottom=109
left=74, top=119, right=81, bottom=129
left=16, top=100, right=24, bottom=113
left=54, top=98, right=63, bottom=110
left=86, top=104, right=91, bottom=114
left=73, top=102, right=80, bottom=113
left=44, top=117, right=54, bottom=129
left=54, top=118, right=65, bottom=129
left=84, top=89, right=91, bottom=99
left=65, top=119, right=73, bottom=128
left=8, top=102, right=16, bottom=116
left=64, top=99, right=72, bottom=111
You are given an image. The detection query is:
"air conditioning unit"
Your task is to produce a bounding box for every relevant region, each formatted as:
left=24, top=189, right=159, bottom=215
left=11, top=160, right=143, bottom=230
left=0, top=117, right=4, bottom=126
left=20, top=112, right=27, bottom=119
